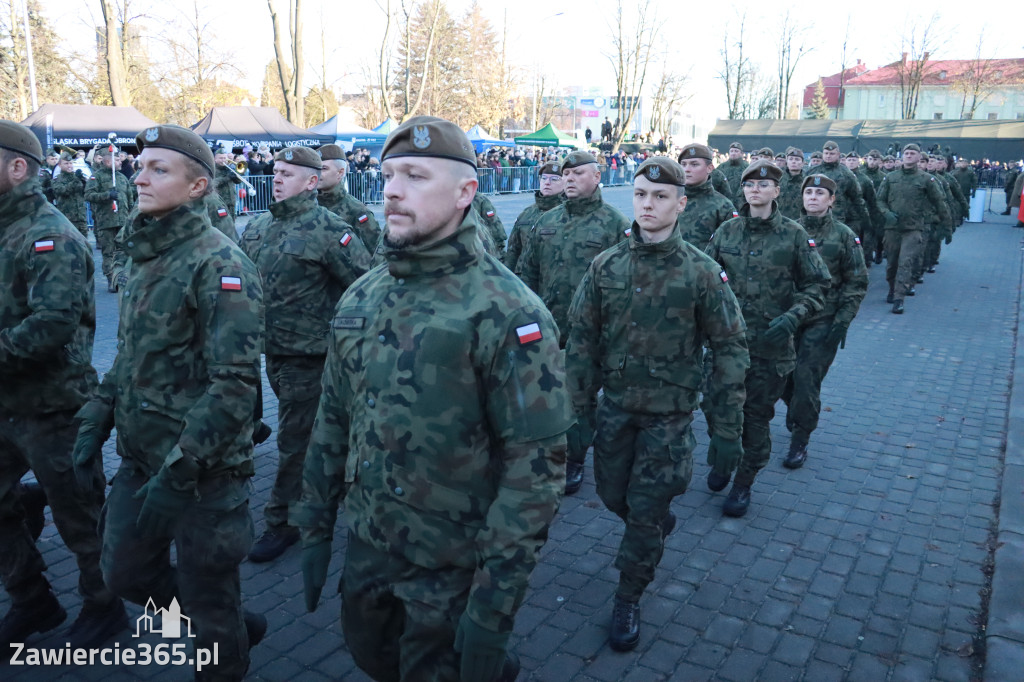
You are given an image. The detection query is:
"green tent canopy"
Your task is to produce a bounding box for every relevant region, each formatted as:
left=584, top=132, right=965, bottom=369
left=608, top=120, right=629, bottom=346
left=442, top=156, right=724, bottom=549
left=514, top=123, right=580, bottom=148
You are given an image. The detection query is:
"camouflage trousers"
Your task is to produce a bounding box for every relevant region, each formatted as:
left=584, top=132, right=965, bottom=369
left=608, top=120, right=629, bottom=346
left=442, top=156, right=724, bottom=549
left=884, top=229, right=924, bottom=302
left=923, top=230, right=943, bottom=274
left=263, top=354, right=325, bottom=529
left=593, top=398, right=694, bottom=601
left=341, top=532, right=475, bottom=682
left=735, top=356, right=793, bottom=487
left=0, top=408, right=112, bottom=608
left=101, top=464, right=254, bottom=682
left=71, top=220, right=89, bottom=240
left=781, top=319, right=839, bottom=443
left=94, top=226, right=122, bottom=280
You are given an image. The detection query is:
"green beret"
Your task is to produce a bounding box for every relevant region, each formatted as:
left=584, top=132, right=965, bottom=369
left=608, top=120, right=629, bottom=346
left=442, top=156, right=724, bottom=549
left=136, top=125, right=214, bottom=174
left=756, top=147, right=775, bottom=158
left=822, top=140, right=839, bottom=151
left=318, top=144, right=346, bottom=161
left=0, top=120, right=44, bottom=163
left=59, top=152, right=74, bottom=162
left=274, top=146, right=323, bottom=170
left=883, top=154, right=895, bottom=161
left=635, top=157, right=685, bottom=186
left=678, top=143, right=712, bottom=161
left=215, top=146, right=230, bottom=155
left=903, top=143, right=921, bottom=152
left=381, top=115, right=476, bottom=168
left=810, top=151, right=823, bottom=159
left=786, top=146, right=803, bottom=158
left=740, top=160, right=783, bottom=184
left=45, top=150, right=59, bottom=159
left=94, top=144, right=117, bottom=158
left=867, top=149, right=882, bottom=158
left=729, top=142, right=743, bottom=151
left=801, top=174, right=837, bottom=194
left=560, top=150, right=598, bottom=171
left=845, top=151, right=860, bottom=159
left=538, top=161, right=561, bottom=176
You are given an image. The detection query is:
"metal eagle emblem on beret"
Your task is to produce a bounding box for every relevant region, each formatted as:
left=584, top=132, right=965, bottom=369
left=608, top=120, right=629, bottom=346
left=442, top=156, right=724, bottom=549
left=413, top=126, right=431, bottom=149
left=688, top=148, right=696, bottom=156
left=813, top=176, right=821, bottom=186
left=759, top=166, right=768, bottom=177
left=144, top=127, right=159, bottom=142
left=285, top=150, right=294, bottom=161
left=648, top=165, right=661, bottom=179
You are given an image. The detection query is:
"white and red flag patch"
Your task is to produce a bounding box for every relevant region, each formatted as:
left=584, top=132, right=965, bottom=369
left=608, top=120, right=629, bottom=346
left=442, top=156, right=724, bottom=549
left=33, top=240, right=55, bottom=253
left=720, top=270, right=729, bottom=283
left=486, top=210, right=495, bottom=218
left=220, top=276, right=242, bottom=291
left=217, top=207, right=228, bottom=218
left=807, top=239, right=817, bottom=248
left=358, top=214, right=369, bottom=223
left=624, top=228, right=632, bottom=237
left=732, top=211, right=739, bottom=217
left=340, top=233, right=352, bottom=247
left=855, top=237, right=861, bottom=245
left=516, top=322, right=542, bottom=344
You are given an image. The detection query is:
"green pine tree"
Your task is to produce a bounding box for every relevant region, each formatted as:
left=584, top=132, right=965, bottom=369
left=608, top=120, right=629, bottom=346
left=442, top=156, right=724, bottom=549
left=808, top=78, right=830, bottom=119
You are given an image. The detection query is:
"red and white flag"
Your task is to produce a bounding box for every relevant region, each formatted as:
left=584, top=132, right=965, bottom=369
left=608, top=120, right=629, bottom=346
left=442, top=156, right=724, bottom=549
left=516, top=322, right=542, bottom=344
left=33, top=240, right=55, bottom=253
left=220, top=276, right=242, bottom=291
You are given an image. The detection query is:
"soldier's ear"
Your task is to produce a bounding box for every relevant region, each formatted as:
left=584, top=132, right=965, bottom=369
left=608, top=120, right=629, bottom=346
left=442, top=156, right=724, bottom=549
left=189, top=176, right=209, bottom=199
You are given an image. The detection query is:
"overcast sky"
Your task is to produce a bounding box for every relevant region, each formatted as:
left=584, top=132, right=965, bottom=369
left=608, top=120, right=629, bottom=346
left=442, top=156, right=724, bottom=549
left=41, top=0, right=1022, bottom=123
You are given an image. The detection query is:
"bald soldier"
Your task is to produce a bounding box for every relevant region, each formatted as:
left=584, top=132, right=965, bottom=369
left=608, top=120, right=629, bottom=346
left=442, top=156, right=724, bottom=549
left=292, top=115, right=570, bottom=682
left=675, top=143, right=738, bottom=248
left=518, top=150, right=631, bottom=495
left=317, top=144, right=382, bottom=250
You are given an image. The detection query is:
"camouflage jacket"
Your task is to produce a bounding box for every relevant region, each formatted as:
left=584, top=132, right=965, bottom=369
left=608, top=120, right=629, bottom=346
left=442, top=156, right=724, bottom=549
left=84, top=169, right=134, bottom=229
left=797, top=213, right=868, bottom=326
left=777, top=170, right=806, bottom=221
left=937, top=170, right=969, bottom=219
left=711, top=167, right=732, bottom=197
left=294, top=214, right=572, bottom=634
left=93, top=199, right=263, bottom=478
left=863, top=166, right=887, bottom=192
left=813, top=161, right=868, bottom=234
left=38, top=167, right=54, bottom=202
left=678, top=179, right=738, bottom=248
left=719, top=158, right=748, bottom=205
left=517, top=187, right=630, bottom=346
left=240, top=190, right=371, bottom=357
left=504, top=191, right=563, bottom=271
left=0, top=179, right=98, bottom=414
left=52, top=170, right=88, bottom=225
left=705, top=202, right=830, bottom=361
left=930, top=173, right=957, bottom=236
left=853, top=169, right=884, bottom=231
left=472, top=193, right=507, bottom=256
left=204, top=193, right=238, bottom=243
left=214, top=166, right=240, bottom=217
left=318, top=184, right=381, bottom=250
left=566, top=225, right=748, bottom=439
left=951, top=167, right=977, bottom=199
left=877, top=167, right=951, bottom=234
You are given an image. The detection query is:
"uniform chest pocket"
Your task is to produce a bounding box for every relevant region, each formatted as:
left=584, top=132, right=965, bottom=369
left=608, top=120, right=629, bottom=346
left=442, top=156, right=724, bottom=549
left=584, top=229, right=605, bottom=249
left=719, top=246, right=741, bottom=256
left=282, top=238, right=307, bottom=257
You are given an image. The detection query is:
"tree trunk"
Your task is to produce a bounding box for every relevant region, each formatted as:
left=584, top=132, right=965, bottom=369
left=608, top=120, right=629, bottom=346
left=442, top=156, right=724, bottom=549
left=100, top=0, right=130, bottom=105
left=292, top=0, right=304, bottom=126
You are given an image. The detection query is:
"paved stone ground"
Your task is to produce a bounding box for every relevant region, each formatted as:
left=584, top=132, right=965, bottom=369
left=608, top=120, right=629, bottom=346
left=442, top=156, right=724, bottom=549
left=3, top=187, right=1020, bottom=681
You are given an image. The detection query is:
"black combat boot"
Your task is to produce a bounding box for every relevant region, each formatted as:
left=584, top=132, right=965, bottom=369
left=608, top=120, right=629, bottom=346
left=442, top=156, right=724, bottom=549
left=16, top=482, right=47, bottom=542
left=248, top=526, right=299, bottom=563
left=707, top=468, right=730, bottom=492
left=874, top=251, right=883, bottom=265
left=722, top=483, right=751, bottom=518
left=886, top=288, right=894, bottom=304
left=67, top=598, right=128, bottom=650
left=783, top=434, right=808, bottom=469
left=0, top=587, right=66, bottom=646
left=252, top=421, right=273, bottom=446
left=565, top=461, right=584, bottom=495
left=497, top=652, right=521, bottom=682
left=609, top=597, right=640, bottom=651
left=891, top=301, right=904, bottom=314
left=244, top=610, right=267, bottom=647
left=906, top=286, right=916, bottom=296
left=661, top=512, right=676, bottom=540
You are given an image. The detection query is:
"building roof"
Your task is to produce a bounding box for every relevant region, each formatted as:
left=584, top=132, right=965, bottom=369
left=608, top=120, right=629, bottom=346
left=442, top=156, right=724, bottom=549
left=802, top=62, right=870, bottom=108
left=845, top=57, right=1024, bottom=87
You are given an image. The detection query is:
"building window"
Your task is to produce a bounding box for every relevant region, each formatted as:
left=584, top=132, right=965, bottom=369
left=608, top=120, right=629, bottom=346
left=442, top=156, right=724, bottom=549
left=878, top=94, right=885, bottom=106
left=939, top=70, right=947, bottom=79
left=933, top=113, right=943, bottom=120
left=988, top=113, right=998, bottom=120
left=1017, top=113, right=1024, bottom=120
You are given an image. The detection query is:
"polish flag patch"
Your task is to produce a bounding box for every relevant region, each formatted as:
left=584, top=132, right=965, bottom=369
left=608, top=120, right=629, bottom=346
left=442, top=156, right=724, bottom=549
left=217, top=207, right=228, bottom=218
left=516, top=322, right=542, bottom=344
left=720, top=270, right=729, bottom=283
left=807, top=239, right=817, bottom=248
left=340, top=232, right=352, bottom=247
left=357, top=214, right=368, bottom=223
left=220, top=276, right=242, bottom=291
left=732, top=211, right=739, bottom=217
left=33, top=239, right=55, bottom=252
left=624, top=228, right=632, bottom=237
left=486, top=210, right=495, bottom=218
left=855, top=237, right=861, bottom=245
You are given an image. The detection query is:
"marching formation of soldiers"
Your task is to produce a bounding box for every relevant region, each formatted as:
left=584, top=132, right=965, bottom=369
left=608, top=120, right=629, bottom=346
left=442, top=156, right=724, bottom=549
left=0, top=112, right=991, bottom=681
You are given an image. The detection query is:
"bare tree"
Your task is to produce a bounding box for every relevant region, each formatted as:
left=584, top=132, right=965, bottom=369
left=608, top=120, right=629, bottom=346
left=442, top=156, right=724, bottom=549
left=607, top=0, right=657, bottom=151
left=952, top=33, right=1004, bottom=119
left=718, top=12, right=751, bottom=120
left=396, top=0, right=443, bottom=122
left=894, top=14, right=942, bottom=119
left=835, top=16, right=852, bottom=119
left=268, top=0, right=304, bottom=124
left=648, top=67, right=690, bottom=141
left=99, top=0, right=130, bottom=105
left=775, top=11, right=811, bottom=120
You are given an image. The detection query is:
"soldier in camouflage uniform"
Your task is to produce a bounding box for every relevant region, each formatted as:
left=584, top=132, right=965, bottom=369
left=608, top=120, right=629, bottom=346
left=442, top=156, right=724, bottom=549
left=566, top=157, right=748, bottom=652
left=882, top=155, right=896, bottom=173
left=472, top=192, right=507, bottom=256
left=52, top=152, right=89, bottom=238
left=843, top=151, right=883, bottom=268
left=704, top=160, right=830, bottom=517
left=808, top=150, right=823, bottom=169
left=84, top=146, right=133, bottom=292
left=815, top=141, right=869, bottom=244
left=39, top=151, right=57, bottom=201
left=952, top=158, right=978, bottom=203
left=675, top=143, right=738, bottom=248
left=934, top=155, right=969, bottom=224
left=862, top=150, right=888, bottom=264
left=780, top=175, right=867, bottom=469
left=777, top=147, right=807, bottom=221
left=317, top=144, right=382, bottom=250
left=75, top=125, right=267, bottom=681
left=877, top=144, right=950, bottom=314
left=214, top=148, right=241, bottom=224
left=240, top=145, right=371, bottom=563
left=0, top=121, right=128, bottom=650
left=719, top=142, right=748, bottom=207
left=710, top=166, right=732, bottom=197
left=518, top=150, right=630, bottom=495
left=292, top=116, right=571, bottom=682
left=204, top=192, right=239, bottom=243
left=504, top=161, right=563, bottom=271
left=922, top=154, right=959, bottom=277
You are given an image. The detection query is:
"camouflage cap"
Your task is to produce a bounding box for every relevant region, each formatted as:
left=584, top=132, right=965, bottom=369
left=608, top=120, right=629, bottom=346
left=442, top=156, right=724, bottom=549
left=786, top=146, right=803, bottom=158
left=810, top=151, right=823, bottom=160
left=136, top=124, right=215, bottom=174
left=635, top=157, right=685, bottom=186
left=741, top=159, right=783, bottom=183
left=538, top=161, right=562, bottom=176
left=903, top=143, right=921, bottom=152
left=274, top=146, right=323, bottom=170
left=822, top=140, right=840, bottom=151
left=45, top=150, right=59, bottom=159
left=756, top=147, right=775, bottom=158
left=0, top=121, right=44, bottom=164
left=560, top=150, right=599, bottom=171
left=729, top=142, right=744, bottom=151
left=678, top=143, right=712, bottom=161
left=867, top=149, right=882, bottom=158
left=318, top=144, right=346, bottom=161
left=801, top=174, right=837, bottom=194
left=381, top=115, right=477, bottom=168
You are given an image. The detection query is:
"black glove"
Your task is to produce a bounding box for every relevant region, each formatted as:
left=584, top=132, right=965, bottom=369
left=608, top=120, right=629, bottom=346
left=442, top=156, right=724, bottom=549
left=134, top=447, right=199, bottom=537
left=72, top=400, right=114, bottom=491
left=107, top=189, right=119, bottom=200
left=826, top=322, right=848, bottom=350
left=707, top=434, right=743, bottom=477
left=763, top=313, right=798, bottom=347
left=453, top=611, right=510, bottom=682
left=75, top=169, right=86, bottom=183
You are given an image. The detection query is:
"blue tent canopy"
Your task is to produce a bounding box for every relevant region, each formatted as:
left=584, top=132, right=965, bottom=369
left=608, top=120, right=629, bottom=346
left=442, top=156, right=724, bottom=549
left=466, top=124, right=508, bottom=153
left=308, top=115, right=387, bottom=153
left=373, top=119, right=398, bottom=134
